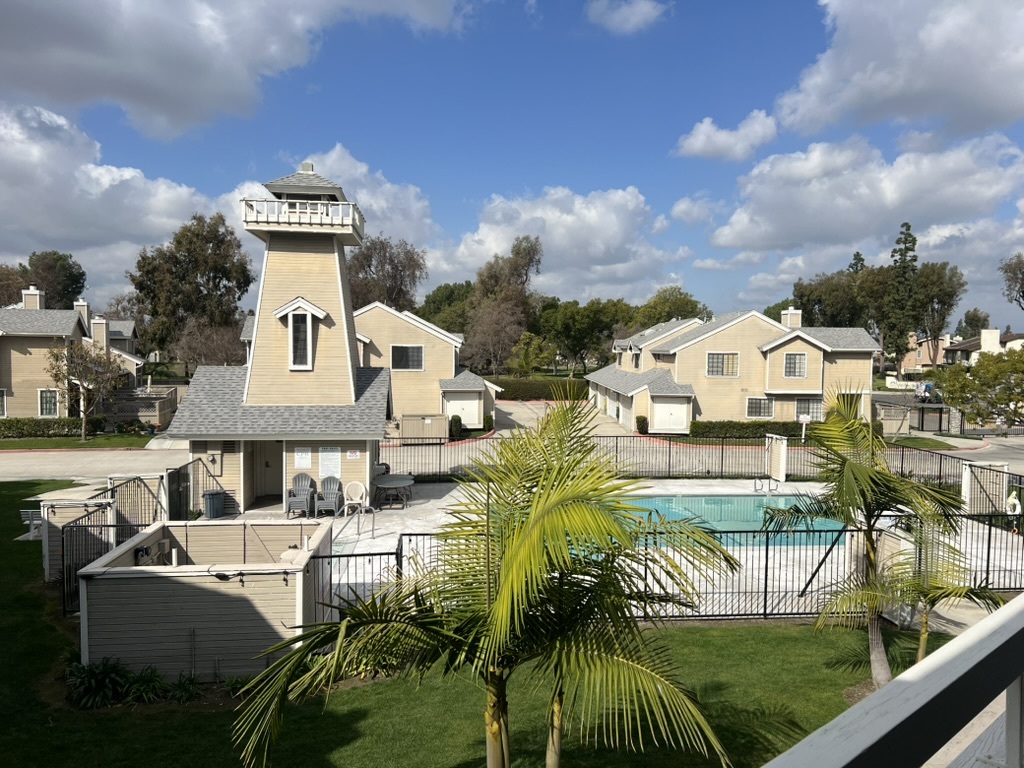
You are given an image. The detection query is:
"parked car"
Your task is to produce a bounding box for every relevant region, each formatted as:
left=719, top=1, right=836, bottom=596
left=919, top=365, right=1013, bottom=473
left=915, top=381, right=943, bottom=403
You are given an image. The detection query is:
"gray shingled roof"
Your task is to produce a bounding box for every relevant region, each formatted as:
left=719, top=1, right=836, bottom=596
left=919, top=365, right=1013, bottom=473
left=648, top=312, right=749, bottom=354
left=585, top=364, right=694, bottom=397
left=0, top=309, right=85, bottom=336
left=945, top=332, right=1024, bottom=352
left=240, top=315, right=255, bottom=342
left=166, top=366, right=390, bottom=439
left=107, top=320, right=136, bottom=339
left=797, top=327, right=879, bottom=351
left=612, top=316, right=700, bottom=352
left=264, top=167, right=346, bottom=200
left=440, top=369, right=489, bottom=391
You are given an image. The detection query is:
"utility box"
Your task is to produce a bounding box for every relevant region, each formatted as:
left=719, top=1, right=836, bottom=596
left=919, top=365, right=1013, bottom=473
left=400, top=414, right=448, bottom=443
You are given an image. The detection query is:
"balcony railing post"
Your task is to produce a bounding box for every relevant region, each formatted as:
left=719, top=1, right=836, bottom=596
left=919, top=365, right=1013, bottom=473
left=1009, top=675, right=1024, bottom=767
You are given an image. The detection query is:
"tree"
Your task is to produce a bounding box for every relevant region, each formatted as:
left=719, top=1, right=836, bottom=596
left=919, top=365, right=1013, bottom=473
left=104, top=290, right=152, bottom=354
left=19, top=251, right=87, bottom=309
left=541, top=300, right=602, bottom=376
left=127, top=213, right=255, bottom=351
left=505, top=331, right=555, bottom=377
left=955, top=308, right=990, bottom=339
left=879, top=223, right=920, bottom=370
left=348, top=233, right=428, bottom=312
left=765, top=391, right=963, bottom=689
left=915, top=262, right=967, bottom=367
left=234, top=398, right=738, bottom=768
left=792, top=270, right=866, bottom=328
left=169, top=315, right=247, bottom=372
left=463, top=297, right=525, bottom=375
left=999, top=252, right=1024, bottom=312
left=762, top=298, right=795, bottom=323
left=46, top=341, right=126, bottom=440
left=419, top=280, right=474, bottom=333
left=939, top=349, right=1024, bottom=426
left=633, top=286, right=709, bottom=329
left=0, top=264, right=26, bottom=307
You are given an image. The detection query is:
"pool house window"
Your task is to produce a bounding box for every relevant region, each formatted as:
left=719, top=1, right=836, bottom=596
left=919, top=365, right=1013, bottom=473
left=746, top=397, right=774, bottom=419
left=707, top=352, right=739, bottom=377
left=274, top=297, right=327, bottom=372
left=784, top=352, right=807, bottom=378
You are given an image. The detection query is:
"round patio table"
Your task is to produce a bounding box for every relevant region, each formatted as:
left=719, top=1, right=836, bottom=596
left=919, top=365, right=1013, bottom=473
left=372, top=474, right=414, bottom=508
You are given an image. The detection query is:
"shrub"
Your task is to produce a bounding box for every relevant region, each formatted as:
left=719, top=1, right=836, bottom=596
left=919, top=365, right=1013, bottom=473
left=688, top=419, right=884, bottom=440
left=125, top=665, right=170, bottom=704
left=65, top=657, right=131, bottom=709
left=168, top=672, right=202, bottom=704
left=483, top=413, right=494, bottom=432
left=449, top=414, right=463, bottom=440
left=635, top=415, right=649, bottom=435
left=0, top=416, right=104, bottom=439
left=487, top=377, right=588, bottom=401
left=225, top=675, right=252, bottom=699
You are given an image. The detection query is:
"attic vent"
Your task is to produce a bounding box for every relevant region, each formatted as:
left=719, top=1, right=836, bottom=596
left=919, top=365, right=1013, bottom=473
left=222, top=441, right=238, bottom=454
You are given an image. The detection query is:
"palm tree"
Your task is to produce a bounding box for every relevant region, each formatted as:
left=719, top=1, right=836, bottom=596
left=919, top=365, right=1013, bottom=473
left=764, top=391, right=964, bottom=689
left=234, top=396, right=738, bottom=768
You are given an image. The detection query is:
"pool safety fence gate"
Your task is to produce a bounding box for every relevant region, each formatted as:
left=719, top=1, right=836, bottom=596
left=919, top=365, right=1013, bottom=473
left=309, top=511, right=1024, bottom=622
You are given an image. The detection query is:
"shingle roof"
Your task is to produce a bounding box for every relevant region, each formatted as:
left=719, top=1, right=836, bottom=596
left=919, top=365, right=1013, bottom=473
left=107, top=320, right=136, bottom=339
left=166, top=366, right=390, bottom=439
left=440, top=369, right=489, bottom=392
left=797, top=327, right=880, bottom=351
left=612, top=316, right=700, bottom=352
left=240, top=315, right=255, bottom=342
left=945, top=332, right=1024, bottom=352
left=585, top=364, right=694, bottom=397
left=0, top=309, right=85, bottom=336
left=648, top=312, right=748, bottom=354
left=264, top=168, right=347, bottom=201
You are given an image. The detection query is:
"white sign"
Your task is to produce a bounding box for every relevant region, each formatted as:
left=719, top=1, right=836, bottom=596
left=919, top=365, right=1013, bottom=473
left=346, top=450, right=361, bottom=460
left=798, top=415, right=812, bottom=424
left=319, top=447, right=341, bottom=479
left=294, top=447, right=311, bottom=470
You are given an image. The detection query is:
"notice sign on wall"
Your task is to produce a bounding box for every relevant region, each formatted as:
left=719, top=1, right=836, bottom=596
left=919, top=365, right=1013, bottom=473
left=294, top=447, right=311, bottom=470
left=319, top=447, right=341, bottom=479
left=346, top=450, right=361, bottom=460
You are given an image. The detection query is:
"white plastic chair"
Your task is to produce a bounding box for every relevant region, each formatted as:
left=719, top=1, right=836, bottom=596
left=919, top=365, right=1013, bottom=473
left=344, top=480, right=375, bottom=537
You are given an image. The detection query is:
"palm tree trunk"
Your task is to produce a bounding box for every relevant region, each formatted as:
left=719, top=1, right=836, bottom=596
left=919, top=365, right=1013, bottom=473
left=868, top=612, right=893, bottom=688
left=546, top=687, right=564, bottom=768
left=917, top=609, right=930, bottom=663
left=485, top=669, right=510, bottom=768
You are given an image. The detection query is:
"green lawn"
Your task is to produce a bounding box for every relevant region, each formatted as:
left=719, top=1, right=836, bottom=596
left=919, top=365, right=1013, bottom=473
left=0, top=434, right=154, bottom=450
left=2, top=479, right=899, bottom=768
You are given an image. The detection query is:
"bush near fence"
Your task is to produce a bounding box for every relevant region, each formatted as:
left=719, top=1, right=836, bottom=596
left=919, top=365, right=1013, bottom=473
left=486, top=377, right=588, bottom=401
left=689, top=420, right=884, bottom=440
left=0, top=416, right=105, bottom=438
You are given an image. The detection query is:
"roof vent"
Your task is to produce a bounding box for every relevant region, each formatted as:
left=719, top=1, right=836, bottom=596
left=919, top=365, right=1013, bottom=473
left=300, top=161, right=314, bottom=173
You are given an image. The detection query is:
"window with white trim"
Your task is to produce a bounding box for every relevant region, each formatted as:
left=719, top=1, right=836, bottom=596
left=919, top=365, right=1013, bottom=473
left=783, top=352, right=807, bottom=378
left=39, top=389, right=58, bottom=418
left=796, top=398, right=824, bottom=421
left=632, top=353, right=640, bottom=369
left=707, top=352, right=739, bottom=377
left=289, top=311, right=312, bottom=370
left=746, top=397, right=774, bottom=419
left=392, top=345, right=424, bottom=371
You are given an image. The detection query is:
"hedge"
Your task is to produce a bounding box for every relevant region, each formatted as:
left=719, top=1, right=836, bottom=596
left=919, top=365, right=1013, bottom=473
left=0, top=416, right=105, bottom=439
left=689, top=419, right=883, bottom=439
left=487, top=377, right=588, bottom=401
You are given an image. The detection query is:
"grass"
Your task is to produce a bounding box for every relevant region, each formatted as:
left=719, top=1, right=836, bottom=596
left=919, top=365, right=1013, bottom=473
left=3, top=478, right=940, bottom=768
left=0, top=434, right=154, bottom=450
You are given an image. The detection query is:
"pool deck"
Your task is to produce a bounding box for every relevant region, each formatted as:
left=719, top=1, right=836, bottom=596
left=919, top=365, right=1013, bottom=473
left=330, top=478, right=826, bottom=554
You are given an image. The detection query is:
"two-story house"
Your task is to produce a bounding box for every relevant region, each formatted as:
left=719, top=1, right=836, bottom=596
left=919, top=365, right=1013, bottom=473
left=900, top=331, right=958, bottom=375
left=943, top=329, right=1024, bottom=366
left=586, top=307, right=878, bottom=434
left=352, top=302, right=500, bottom=431
left=166, top=163, right=390, bottom=513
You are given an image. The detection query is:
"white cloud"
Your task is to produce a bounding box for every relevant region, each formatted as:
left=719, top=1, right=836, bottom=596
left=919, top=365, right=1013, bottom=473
left=711, top=135, right=1024, bottom=251
left=674, top=110, right=777, bottom=162
left=0, top=1, right=471, bottom=137
left=777, top=0, right=1024, bottom=134
left=585, top=0, right=670, bottom=35
left=651, top=214, right=670, bottom=234
left=670, top=195, right=720, bottom=225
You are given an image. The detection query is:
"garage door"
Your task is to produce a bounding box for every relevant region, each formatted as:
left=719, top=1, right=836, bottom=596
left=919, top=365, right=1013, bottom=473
left=651, top=396, right=689, bottom=433
left=444, top=392, right=480, bottom=428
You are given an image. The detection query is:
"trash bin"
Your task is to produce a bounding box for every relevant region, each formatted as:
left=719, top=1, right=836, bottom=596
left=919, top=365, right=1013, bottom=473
left=203, top=490, right=225, bottom=519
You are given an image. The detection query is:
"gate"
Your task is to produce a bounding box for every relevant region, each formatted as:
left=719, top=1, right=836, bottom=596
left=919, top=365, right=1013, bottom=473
left=165, top=466, right=191, bottom=521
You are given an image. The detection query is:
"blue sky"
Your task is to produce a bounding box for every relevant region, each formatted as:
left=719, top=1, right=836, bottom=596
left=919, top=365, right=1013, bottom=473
left=1, top=0, right=1023, bottom=334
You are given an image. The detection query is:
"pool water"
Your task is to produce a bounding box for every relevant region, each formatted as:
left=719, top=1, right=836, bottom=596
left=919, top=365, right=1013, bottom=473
left=629, top=494, right=844, bottom=543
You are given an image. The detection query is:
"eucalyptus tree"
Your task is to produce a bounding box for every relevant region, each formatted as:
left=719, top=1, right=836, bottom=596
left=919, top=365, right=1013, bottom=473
left=235, top=397, right=737, bottom=768
left=764, top=392, right=963, bottom=689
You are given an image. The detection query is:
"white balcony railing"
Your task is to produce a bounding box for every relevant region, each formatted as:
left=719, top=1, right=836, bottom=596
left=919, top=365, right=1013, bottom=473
left=763, top=595, right=1024, bottom=767
left=241, top=198, right=365, bottom=239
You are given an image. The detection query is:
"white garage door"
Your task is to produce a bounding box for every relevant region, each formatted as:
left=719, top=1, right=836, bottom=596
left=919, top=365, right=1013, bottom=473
left=651, top=396, right=689, bottom=433
left=444, top=392, right=480, bottom=427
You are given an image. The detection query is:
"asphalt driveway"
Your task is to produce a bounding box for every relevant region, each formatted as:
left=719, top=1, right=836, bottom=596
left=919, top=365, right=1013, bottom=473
left=494, top=400, right=631, bottom=436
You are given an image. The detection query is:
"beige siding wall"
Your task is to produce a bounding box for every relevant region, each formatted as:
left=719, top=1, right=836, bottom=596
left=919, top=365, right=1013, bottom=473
left=162, top=521, right=324, bottom=565
left=678, top=317, right=780, bottom=421
left=83, top=573, right=296, bottom=680
left=824, top=352, right=874, bottom=394
left=355, top=305, right=456, bottom=417
left=285, top=439, right=372, bottom=492
left=42, top=502, right=96, bottom=582
left=765, top=338, right=825, bottom=394
left=1, top=336, right=76, bottom=418
left=246, top=234, right=356, bottom=406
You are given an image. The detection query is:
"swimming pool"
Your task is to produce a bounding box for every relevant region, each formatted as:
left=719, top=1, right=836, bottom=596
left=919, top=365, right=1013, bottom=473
left=628, top=494, right=844, bottom=544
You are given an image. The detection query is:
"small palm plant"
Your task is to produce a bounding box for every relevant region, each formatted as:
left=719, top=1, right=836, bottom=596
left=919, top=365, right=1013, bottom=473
left=234, top=395, right=739, bottom=768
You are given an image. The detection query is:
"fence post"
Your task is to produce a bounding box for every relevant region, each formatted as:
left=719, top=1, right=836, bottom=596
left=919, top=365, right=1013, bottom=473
left=763, top=531, right=771, bottom=619
left=720, top=438, right=726, bottom=478
left=396, top=536, right=404, bottom=579
left=667, top=438, right=673, bottom=478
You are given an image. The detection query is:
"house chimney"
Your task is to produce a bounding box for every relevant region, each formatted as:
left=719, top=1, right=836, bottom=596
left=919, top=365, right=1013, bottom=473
left=300, top=161, right=314, bottom=173
left=91, top=316, right=109, bottom=350
left=74, top=298, right=90, bottom=330
left=22, top=285, right=44, bottom=310
left=980, top=328, right=1000, bottom=354
left=780, top=306, right=802, bottom=329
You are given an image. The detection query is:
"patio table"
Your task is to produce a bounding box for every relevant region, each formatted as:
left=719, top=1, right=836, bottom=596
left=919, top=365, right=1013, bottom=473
left=372, top=474, right=414, bottom=508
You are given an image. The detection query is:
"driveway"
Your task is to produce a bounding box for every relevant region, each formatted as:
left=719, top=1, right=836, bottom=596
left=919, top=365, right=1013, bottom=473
left=0, top=447, right=190, bottom=482
left=494, top=400, right=631, bottom=436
